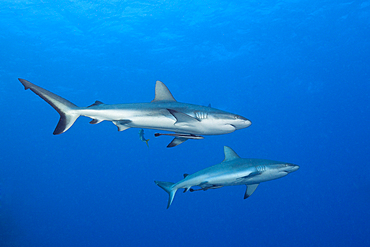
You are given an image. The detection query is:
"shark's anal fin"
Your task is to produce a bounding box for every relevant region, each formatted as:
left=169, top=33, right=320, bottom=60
left=113, top=120, right=132, bottom=131
left=167, top=109, right=200, bottom=124
left=89, top=119, right=103, bottom=124
left=244, top=184, right=259, bottom=199
left=151, top=81, right=176, bottom=102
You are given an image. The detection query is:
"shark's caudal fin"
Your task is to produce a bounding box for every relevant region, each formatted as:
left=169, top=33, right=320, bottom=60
left=18, top=78, right=80, bottom=135
left=154, top=181, right=177, bottom=209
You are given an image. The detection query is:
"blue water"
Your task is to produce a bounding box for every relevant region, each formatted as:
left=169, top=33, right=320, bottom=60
left=1, top=1, right=369, bottom=246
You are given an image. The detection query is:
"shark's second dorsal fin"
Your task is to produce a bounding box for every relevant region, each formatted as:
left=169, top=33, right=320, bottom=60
left=223, top=146, right=240, bottom=162
left=151, top=81, right=176, bottom=102
left=88, top=100, right=104, bottom=107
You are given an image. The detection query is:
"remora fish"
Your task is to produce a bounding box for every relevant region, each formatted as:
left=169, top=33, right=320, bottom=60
left=139, top=129, right=149, bottom=147
left=155, top=146, right=299, bottom=208
left=18, top=79, right=251, bottom=147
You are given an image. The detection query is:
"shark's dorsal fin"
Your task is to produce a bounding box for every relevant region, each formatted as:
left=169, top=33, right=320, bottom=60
left=183, top=173, right=189, bottom=178
left=151, top=81, right=176, bottom=102
left=223, top=146, right=240, bottom=162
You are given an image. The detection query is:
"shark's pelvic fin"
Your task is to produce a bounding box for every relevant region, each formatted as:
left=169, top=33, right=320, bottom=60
left=151, top=81, right=176, bottom=102
left=18, top=78, right=80, bottom=135
left=244, top=184, right=259, bottom=199
left=223, top=146, right=240, bottom=162
left=154, top=181, right=177, bottom=209
left=167, top=137, right=188, bottom=148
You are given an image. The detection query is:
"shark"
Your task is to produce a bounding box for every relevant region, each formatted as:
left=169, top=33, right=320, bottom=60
left=18, top=79, right=251, bottom=147
left=155, top=146, right=299, bottom=208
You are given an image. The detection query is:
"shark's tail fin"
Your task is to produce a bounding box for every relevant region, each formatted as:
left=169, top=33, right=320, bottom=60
left=154, top=181, right=177, bottom=209
left=18, top=78, right=80, bottom=135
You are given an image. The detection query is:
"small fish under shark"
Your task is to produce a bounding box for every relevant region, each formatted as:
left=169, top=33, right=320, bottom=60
left=139, top=129, right=150, bottom=147
left=155, top=146, right=299, bottom=208
left=18, top=79, right=251, bottom=147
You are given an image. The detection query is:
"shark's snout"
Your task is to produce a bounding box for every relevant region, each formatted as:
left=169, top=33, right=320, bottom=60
left=286, top=164, right=299, bottom=173
left=233, top=115, right=252, bottom=129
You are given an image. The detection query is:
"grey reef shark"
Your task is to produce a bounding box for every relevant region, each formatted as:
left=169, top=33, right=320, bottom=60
left=155, top=146, right=299, bottom=208
left=18, top=79, right=251, bottom=147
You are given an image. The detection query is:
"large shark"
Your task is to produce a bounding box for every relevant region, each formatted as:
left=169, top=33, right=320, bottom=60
left=155, top=146, right=299, bottom=208
left=18, top=79, right=251, bottom=147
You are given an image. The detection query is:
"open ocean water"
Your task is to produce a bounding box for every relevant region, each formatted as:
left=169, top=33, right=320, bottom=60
left=1, top=0, right=369, bottom=246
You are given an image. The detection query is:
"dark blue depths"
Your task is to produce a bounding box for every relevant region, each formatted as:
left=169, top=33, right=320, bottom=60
left=0, top=1, right=369, bottom=246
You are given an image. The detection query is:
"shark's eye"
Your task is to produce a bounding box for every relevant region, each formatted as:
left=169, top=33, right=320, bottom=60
left=234, top=115, right=239, bottom=119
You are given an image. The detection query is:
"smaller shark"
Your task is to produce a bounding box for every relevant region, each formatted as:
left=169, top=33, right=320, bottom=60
left=139, top=129, right=149, bottom=147
left=155, top=146, right=299, bottom=208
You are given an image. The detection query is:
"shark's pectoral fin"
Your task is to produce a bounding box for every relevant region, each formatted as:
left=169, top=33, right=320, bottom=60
left=113, top=120, right=132, bottom=131
left=244, top=184, right=259, bottom=199
left=167, top=109, right=200, bottom=125
left=167, top=137, right=187, bottom=148
left=237, top=171, right=261, bottom=181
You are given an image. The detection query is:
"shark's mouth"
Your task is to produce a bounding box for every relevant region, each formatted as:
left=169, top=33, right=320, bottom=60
left=278, top=170, right=290, bottom=176
left=229, top=124, right=237, bottom=131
